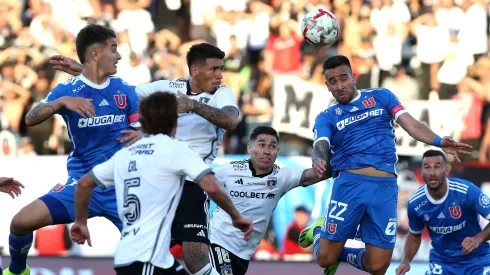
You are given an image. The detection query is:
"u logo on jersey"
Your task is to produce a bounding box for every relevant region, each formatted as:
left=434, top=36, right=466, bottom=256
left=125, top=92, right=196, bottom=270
left=449, top=206, right=462, bottom=219
left=362, top=97, right=376, bottom=108
left=327, top=223, right=337, bottom=234
left=114, top=94, right=127, bottom=108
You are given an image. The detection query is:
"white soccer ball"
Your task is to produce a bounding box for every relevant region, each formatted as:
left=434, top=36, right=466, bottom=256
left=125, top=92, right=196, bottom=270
left=301, top=8, right=340, bottom=47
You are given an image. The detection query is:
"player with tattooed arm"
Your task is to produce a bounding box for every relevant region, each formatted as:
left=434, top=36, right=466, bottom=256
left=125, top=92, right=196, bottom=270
left=298, top=55, right=472, bottom=275
left=4, top=24, right=142, bottom=275
left=50, top=43, right=239, bottom=275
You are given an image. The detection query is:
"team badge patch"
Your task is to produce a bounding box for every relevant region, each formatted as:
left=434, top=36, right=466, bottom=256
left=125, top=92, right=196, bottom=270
left=199, top=97, right=210, bottom=104
left=221, top=266, right=233, bottom=275
left=335, top=107, right=342, bottom=115
left=480, top=193, right=490, bottom=208
left=267, top=177, right=277, bottom=190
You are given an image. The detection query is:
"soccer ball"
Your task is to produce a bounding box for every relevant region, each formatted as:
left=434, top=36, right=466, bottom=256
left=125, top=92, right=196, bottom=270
left=301, top=8, right=339, bottom=47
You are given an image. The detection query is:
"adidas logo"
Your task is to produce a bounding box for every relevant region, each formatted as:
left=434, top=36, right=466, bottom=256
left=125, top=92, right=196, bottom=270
left=235, top=178, right=244, bottom=185
left=196, top=230, right=206, bottom=237
left=350, top=107, right=359, bottom=112
left=99, top=99, right=109, bottom=106
left=437, top=212, right=445, bottom=219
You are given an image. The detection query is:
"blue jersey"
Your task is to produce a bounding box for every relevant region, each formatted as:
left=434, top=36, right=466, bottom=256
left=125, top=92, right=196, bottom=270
left=407, top=178, right=490, bottom=262
left=313, top=88, right=406, bottom=176
left=42, top=75, right=140, bottom=179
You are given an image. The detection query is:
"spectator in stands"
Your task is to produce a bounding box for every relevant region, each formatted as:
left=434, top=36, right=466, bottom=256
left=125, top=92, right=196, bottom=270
left=283, top=206, right=312, bottom=256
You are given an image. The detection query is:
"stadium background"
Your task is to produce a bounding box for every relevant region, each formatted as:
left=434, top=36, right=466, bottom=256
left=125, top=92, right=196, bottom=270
left=1, top=0, right=490, bottom=274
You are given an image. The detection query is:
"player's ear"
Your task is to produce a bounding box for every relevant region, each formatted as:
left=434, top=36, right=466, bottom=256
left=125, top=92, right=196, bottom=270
left=352, top=72, right=357, bottom=85
left=247, top=143, right=251, bottom=154
left=190, top=64, right=199, bottom=77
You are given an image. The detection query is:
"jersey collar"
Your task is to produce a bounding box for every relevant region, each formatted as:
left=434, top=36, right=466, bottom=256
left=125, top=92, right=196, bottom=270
left=424, top=179, right=449, bottom=205
left=79, top=74, right=110, bottom=89
left=248, top=159, right=274, bottom=178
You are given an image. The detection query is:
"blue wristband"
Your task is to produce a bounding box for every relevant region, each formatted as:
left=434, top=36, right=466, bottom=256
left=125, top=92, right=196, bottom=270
left=313, top=157, right=321, bottom=162
left=433, top=136, right=443, bottom=147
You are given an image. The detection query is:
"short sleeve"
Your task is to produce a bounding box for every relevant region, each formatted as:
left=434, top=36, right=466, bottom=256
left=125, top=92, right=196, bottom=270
left=172, top=142, right=213, bottom=183
left=407, top=203, right=425, bottom=234
left=215, top=87, right=239, bottom=111
left=466, top=181, right=490, bottom=219
left=313, top=111, right=332, bottom=146
left=125, top=86, right=140, bottom=127
left=279, top=167, right=305, bottom=194
left=40, top=83, right=70, bottom=114
left=135, top=80, right=172, bottom=98
left=213, top=164, right=228, bottom=188
left=378, top=88, right=407, bottom=121
left=89, top=154, right=116, bottom=189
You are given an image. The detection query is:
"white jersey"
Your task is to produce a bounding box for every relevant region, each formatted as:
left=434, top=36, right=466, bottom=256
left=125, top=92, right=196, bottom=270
left=90, top=134, right=212, bottom=269
left=136, top=80, right=238, bottom=168
left=209, top=160, right=305, bottom=260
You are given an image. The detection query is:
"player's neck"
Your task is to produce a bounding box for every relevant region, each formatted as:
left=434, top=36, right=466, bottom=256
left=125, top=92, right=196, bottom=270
left=81, top=67, right=109, bottom=85
left=427, top=180, right=448, bottom=201
left=189, top=78, right=205, bottom=94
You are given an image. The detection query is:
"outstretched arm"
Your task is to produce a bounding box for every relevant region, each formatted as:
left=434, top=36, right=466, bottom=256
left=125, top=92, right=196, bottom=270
left=396, top=112, right=472, bottom=162
left=177, top=91, right=239, bottom=131
left=49, top=55, right=83, bottom=76
left=299, top=167, right=329, bottom=187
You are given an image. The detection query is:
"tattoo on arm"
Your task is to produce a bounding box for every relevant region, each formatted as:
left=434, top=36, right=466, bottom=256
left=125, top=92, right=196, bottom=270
left=312, top=140, right=330, bottom=162
left=299, top=169, right=317, bottom=186
left=193, top=103, right=239, bottom=131
left=25, top=102, right=59, bottom=126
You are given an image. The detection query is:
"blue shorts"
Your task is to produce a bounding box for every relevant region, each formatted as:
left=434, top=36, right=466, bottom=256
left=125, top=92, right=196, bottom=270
left=427, top=256, right=490, bottom=275
left=320, top=171, right=398, bottom=249
left=39, top=177, right=122, bottom=231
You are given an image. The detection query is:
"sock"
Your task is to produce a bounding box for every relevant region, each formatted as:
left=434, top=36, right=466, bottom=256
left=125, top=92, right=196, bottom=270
left=8, top=233, right=33, bottom=274
left=339, top=247, right=368, bottom=272
left=191, top=263, right=219, bottom=275
left=313, top=227, right=321, bottom=258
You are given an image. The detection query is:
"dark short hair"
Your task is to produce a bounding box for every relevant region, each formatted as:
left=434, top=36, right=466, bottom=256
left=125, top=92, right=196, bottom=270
left=323, top=55, right=352, bottom=73
left=76, top=24, right=117, bottom=64
left=139, top=92, right=177, bottom=136
left=422, top=149, right=447, bottom=164
left=186, top=43, right=225, bottom=72
left=295, top=206, right=310, bottom=214
left=250, top=126, right=280, bottom=143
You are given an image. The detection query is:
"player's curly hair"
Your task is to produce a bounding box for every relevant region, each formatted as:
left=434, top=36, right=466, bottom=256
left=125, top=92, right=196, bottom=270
left=76, top=24, right=117, bottom=64
left=186, top=43, right=225, bottom=72
left=139, top=92, right=178, bottom=136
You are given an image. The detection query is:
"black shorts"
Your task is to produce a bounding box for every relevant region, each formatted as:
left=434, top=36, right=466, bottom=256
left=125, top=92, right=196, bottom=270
left=115, top=261, right=188, bottom=275
left=210, top=243, right=249, bottom=275
left=171, top=180, right=210, bottom=245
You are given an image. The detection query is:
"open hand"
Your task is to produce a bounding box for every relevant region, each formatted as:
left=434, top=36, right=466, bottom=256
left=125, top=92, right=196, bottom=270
left=0, top=177, right=24, bottom=199
left=441, top=137, right=472, bottom=163
left=119, top=130, right=144, bottom=147
left=61, top=97, right=95, bottom=118
left=49, top=55, right=83, bottom=76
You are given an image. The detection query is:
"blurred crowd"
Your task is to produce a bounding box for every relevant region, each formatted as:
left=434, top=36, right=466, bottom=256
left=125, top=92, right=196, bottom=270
left=1, top=0, right=490, bottom=161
